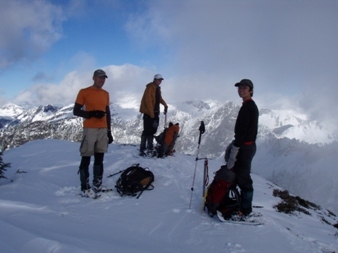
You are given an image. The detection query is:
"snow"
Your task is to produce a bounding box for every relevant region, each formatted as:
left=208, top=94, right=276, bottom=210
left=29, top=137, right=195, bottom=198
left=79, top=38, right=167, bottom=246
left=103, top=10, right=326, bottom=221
left=0, top=103, right=24, bottom=118
left=259, top=108, right=334, bottom=144
left=253, top=138, right=338, bottom=214
left=1, top=139, right=337, bottom=253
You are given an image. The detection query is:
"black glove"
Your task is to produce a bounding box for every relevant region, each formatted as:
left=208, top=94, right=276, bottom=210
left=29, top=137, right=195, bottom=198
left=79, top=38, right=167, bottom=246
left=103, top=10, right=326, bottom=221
left=88, top=110, right=106, bottom=118
left=164, top=106, right=168, bottom=115
left=107, top=131, right=113, bottom=144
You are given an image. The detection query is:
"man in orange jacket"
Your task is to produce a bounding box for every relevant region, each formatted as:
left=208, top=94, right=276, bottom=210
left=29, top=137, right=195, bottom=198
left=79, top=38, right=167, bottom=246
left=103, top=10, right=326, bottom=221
left=73, top=69, right=113, bottom=197
left=139, top=74, right=168, bottom=156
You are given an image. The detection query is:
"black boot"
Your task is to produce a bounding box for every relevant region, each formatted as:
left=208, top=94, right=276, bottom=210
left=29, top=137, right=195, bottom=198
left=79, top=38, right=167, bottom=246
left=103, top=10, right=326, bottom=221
left=147, top=135, right=154, bottom=150
left=93, top=164, right=103, bottom=192
left=147, top=135, right=156, bottom=157
left=79, top=166, right=90, bottom=191
left=240, top=190, right=254, bottom=215
left=140, top=135, right=147, bottom=156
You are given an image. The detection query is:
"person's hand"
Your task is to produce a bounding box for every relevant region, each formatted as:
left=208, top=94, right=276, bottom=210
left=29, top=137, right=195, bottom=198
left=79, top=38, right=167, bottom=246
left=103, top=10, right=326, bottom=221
left=226, top=144, right=239, bottom=169
left=88, top=110, right=106, bottom=118
left=107, top=131, right=113, bottom=144
left=164, top=106, right=168, bottom=115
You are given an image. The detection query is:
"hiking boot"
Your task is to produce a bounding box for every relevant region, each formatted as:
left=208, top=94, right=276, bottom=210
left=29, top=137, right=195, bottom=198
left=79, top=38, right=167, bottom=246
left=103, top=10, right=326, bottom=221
left=93, top=165, right=103, bottom=187
left=147, top=149, right=156, bottom=157
left=139, top=150, right=146, bottom=156
left=93, top=185, right=110, bottom=193
left=240, top=207, right=252, bottom=216
left=79, top=166, right=90, bottom=191
left=146, top=135, right=154, bottom=150
left=140, top=135, right=147, bottom=152
left=80, top=189, right=96, bottom=198
left=93, top=185, right=101, bottom=193
left=230, top=211, right=248, bottom=221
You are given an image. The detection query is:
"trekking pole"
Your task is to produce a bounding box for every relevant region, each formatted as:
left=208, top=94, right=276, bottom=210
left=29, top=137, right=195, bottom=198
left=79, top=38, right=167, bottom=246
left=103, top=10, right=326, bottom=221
left=202, top=158, right=209, bottom=197
left=106, top=170, right=124, bottom=178
left=189, top=121, right=205, bottom=209
left=164, top=113, right=167, bottom=128
left=107, top=163, right=140, bottom=178
left=200, top=158, right=209, bottom=212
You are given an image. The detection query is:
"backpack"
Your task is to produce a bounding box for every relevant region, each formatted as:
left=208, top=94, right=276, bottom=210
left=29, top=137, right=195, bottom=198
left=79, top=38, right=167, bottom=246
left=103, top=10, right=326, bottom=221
left=155, top=122, right=180, bottom=158
left=204, top=165, right=240, bottom=219
left=115, top=164, right=154, bottom=198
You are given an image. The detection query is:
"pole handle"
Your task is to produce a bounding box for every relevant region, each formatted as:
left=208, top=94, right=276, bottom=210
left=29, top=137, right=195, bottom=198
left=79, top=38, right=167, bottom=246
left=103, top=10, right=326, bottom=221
left=198, top=121, right=205, bottom=145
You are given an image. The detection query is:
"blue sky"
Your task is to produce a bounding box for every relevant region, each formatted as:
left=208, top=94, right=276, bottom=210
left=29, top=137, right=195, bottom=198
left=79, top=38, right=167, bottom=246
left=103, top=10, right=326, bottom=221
left=1, top=0, right=338, bottom=127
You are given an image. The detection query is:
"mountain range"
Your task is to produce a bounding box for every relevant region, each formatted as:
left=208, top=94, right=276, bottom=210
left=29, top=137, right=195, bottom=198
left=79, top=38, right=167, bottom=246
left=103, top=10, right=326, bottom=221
left=1, top=100, right=338, bottom=214
left=0, top=100, right=336, bottom=151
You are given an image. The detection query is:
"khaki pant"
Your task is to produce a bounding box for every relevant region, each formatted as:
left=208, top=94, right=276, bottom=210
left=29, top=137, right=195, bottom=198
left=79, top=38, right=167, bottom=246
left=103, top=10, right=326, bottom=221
left=80, top=128, right=108, bottom=156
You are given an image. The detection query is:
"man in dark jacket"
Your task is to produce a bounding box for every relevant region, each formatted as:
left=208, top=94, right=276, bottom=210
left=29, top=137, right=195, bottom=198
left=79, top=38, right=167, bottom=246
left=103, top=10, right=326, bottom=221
left=225, top=79, right=259, bottom=216
left=139, top=74, right=168, bottom=156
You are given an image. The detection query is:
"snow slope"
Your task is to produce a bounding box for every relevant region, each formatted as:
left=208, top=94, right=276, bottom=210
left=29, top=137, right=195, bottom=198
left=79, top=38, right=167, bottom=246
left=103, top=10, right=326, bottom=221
left=0, top=140, right=337, bottom=253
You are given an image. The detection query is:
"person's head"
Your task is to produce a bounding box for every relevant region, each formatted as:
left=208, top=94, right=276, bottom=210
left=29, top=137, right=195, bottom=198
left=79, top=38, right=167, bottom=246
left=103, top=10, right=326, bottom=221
left=153, top=74, right=164, bottom=85
left=92, top=69, right=108, bottom=89
left=234, top=79, right=254, bottom=99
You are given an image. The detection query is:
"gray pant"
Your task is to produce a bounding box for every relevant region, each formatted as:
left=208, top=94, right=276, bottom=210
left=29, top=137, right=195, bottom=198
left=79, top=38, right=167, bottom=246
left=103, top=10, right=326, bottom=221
left=80, top=128, right=108, bottom=156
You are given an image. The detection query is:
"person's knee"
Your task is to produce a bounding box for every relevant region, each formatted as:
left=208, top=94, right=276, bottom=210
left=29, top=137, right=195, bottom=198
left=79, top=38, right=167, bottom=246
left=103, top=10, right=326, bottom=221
left=94, top=153, right=104, bottom=165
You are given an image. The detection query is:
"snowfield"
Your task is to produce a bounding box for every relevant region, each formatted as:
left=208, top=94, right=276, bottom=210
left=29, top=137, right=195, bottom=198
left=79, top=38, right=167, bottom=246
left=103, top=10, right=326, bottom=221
left=0, top=139, right=337, bottom=253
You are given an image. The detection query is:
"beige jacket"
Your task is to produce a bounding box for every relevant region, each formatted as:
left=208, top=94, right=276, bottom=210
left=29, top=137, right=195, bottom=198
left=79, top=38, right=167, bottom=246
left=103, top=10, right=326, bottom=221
left=139, top=82, right=167, bottom=118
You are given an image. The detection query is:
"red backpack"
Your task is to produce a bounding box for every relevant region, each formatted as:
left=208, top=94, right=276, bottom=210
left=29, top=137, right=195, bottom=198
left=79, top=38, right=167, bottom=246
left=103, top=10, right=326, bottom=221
left=204, top=165, right=240, bottom=219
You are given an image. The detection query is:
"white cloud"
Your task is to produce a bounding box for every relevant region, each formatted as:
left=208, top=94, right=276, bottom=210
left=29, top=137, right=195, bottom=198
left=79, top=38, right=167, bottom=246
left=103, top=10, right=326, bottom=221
left=11, top=64, right=154, bottom=107
left=2, top=0, right=338, bottom=133
left=0, top=0, right=65, bottom=68
left=124, top=0, right=338, bottom=129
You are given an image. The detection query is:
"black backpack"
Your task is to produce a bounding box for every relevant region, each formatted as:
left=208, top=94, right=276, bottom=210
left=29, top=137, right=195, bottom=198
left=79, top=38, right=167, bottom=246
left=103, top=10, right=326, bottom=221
left=154, top=122, right=180, bottom=158
left=204, top=165, right=241, bottom=219
left=115, top=164, right=154, bottom=198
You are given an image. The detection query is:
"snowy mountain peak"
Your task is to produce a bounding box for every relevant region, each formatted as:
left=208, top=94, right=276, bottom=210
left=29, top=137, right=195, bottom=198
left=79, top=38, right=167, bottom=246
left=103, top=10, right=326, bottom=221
left=259, top=108, right=336, bottom=144
left=0, top=100, right=337, bottom=152
left=37, top=104, right=59, bottom=113
left=0, top=103, right=24, bottom=117
left=185, top=100, right=211, bottom=111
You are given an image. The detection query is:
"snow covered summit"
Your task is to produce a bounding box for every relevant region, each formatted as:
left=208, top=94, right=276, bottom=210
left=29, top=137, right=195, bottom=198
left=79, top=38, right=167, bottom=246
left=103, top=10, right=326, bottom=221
left=0, top=140, right=337, bottom=253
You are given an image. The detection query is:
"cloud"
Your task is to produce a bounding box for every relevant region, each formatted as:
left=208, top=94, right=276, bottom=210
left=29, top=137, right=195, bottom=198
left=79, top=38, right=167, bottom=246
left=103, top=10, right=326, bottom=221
left=124, top=0, right=338, bottom=127
left=13, top=71, right=82, bottom=107
left=2, top=0, right=338, bottom=134
left=0, top=0, right=65, bottom=68
left=12, top=64, right=153, bottom=107
left=0, top=89, right=8, bottom=106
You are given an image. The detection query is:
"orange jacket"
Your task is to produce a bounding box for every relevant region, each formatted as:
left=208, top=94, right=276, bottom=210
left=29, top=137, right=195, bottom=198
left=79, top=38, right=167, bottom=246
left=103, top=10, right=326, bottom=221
left=139, top=82, right=167, bottom=118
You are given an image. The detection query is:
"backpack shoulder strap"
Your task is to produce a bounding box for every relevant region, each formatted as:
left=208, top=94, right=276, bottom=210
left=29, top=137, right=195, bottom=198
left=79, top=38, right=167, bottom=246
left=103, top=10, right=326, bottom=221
left=136, top=181, right=154, bottom=199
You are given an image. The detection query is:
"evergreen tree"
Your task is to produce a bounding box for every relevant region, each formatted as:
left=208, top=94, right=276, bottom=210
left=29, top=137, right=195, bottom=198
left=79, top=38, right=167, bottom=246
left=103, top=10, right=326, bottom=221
left=0, top=152, right=10, bottom=179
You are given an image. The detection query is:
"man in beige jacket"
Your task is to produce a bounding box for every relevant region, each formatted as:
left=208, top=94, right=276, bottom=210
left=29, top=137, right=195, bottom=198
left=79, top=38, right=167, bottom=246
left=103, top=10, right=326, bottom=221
left=139, top=74, right=168, bottom=156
